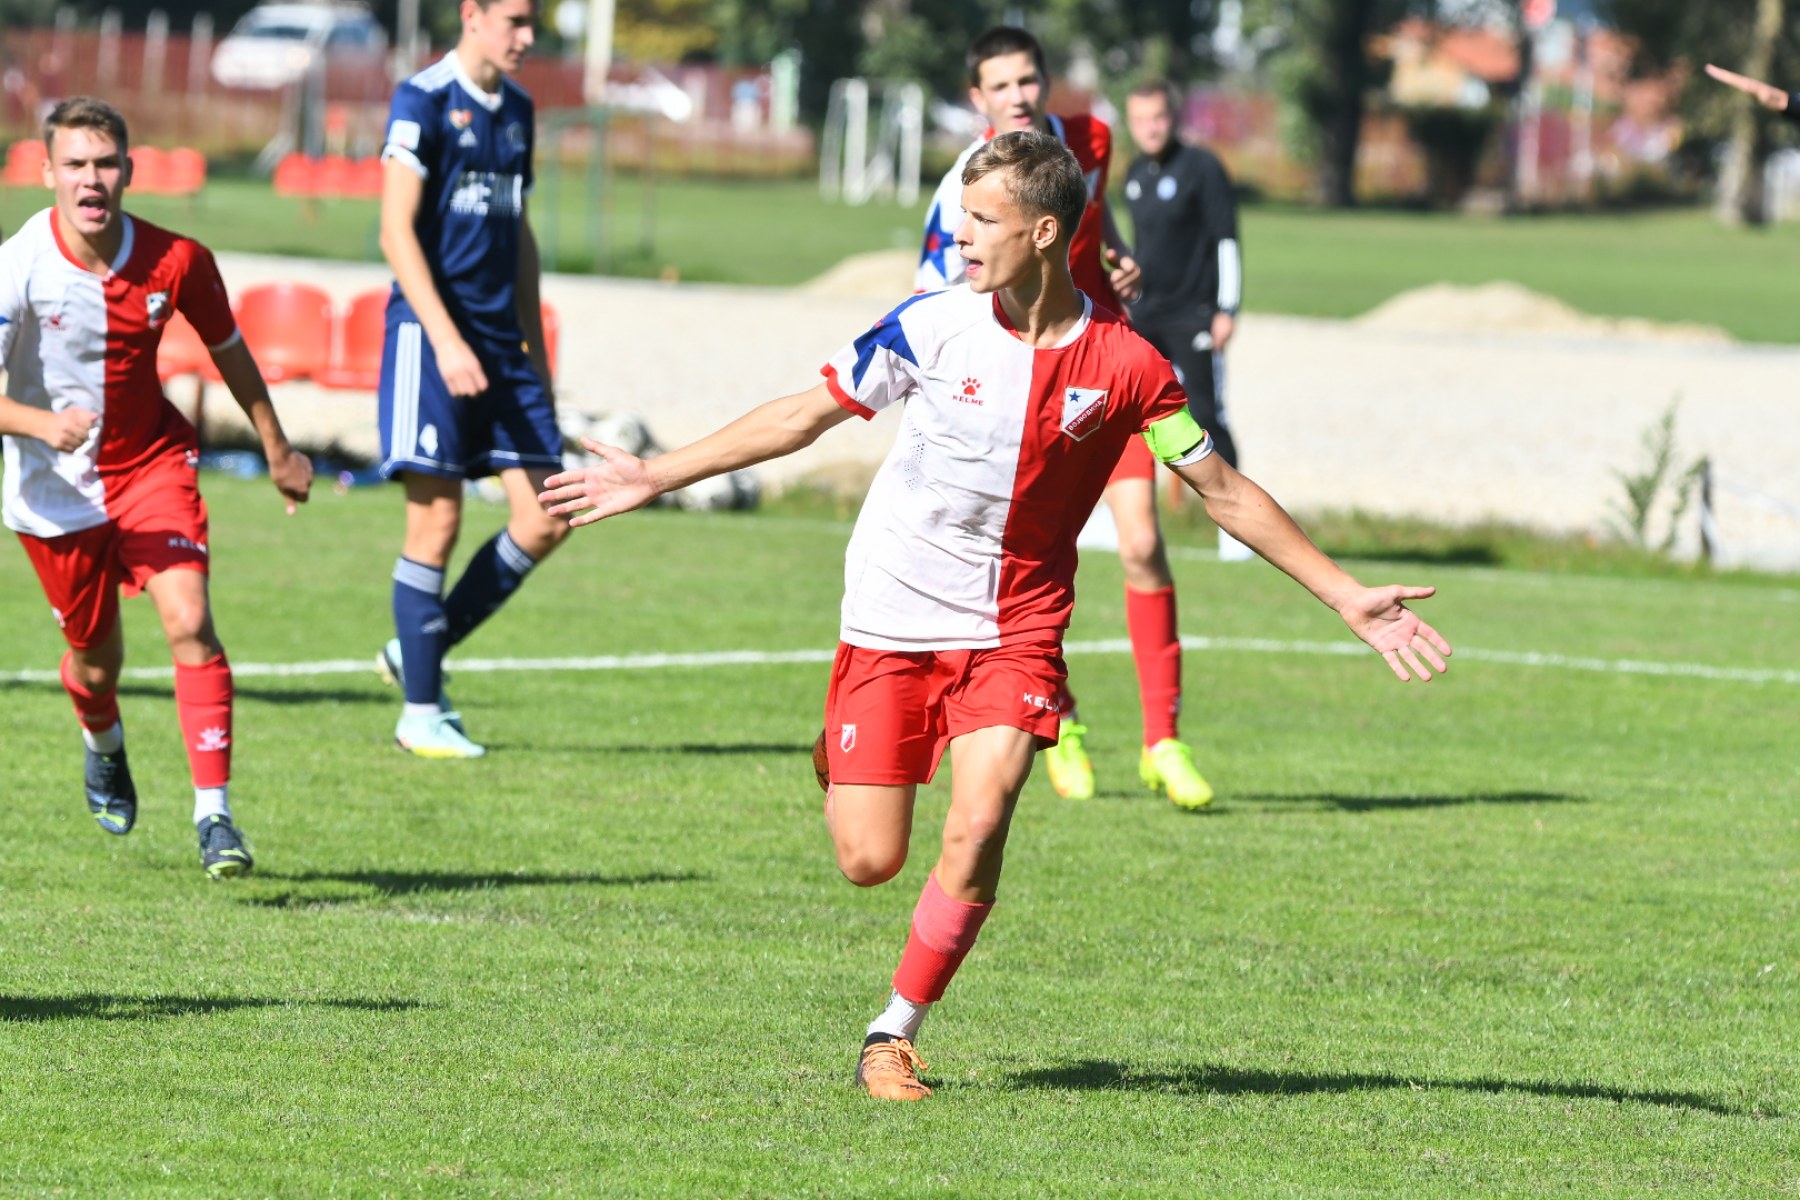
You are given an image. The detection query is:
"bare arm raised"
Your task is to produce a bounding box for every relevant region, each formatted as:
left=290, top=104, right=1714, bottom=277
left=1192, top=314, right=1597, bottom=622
left=1171, top=450, right=1452, bottom=682
left=1706, top=64, right=1791, bottom=111
left=539, top=381, right=855, bottom=526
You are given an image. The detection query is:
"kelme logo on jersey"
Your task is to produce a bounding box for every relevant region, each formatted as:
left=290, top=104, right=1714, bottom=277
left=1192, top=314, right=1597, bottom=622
left=1061, top=388, right=1107, bottom=441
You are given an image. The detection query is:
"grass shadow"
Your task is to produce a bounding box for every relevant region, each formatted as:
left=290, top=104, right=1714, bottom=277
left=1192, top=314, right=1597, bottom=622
left=0, top=994, right=423, bottom=1023
left=606, top=742, right=817, bottom=756
left=241, top=868, right=704, bottom=910
left=1008, top=1059, right=1756, bottom=1117
left=1239, top=790, right=1580, bottom=813
left=1320, top=544, right=1502, bottom=567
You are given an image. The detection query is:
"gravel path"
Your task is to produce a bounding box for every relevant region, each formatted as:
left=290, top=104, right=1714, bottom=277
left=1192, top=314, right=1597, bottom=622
left=208, top=251, right=1800, bottom=571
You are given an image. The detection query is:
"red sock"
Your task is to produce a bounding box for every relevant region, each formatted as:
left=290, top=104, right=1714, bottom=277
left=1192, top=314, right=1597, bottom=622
left=1126, top=585, right=1181, bottom=746
left=891, top=872, right=994, bottom=1004
left=59, top=652, right=120, bottom=733
left=174, top=654, right=233, bottom=789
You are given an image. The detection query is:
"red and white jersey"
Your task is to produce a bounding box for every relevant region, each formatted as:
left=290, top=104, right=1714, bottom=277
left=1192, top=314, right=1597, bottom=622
left=916, top=114, right=1119, bottom=310
left=0, top=209, right=239, bottom=538
left=821, top=285, right=1209, bottom=651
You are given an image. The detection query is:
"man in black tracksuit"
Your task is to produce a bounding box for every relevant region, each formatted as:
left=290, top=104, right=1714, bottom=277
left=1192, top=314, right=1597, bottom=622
left=1122, top=81, right=1243, bottom=474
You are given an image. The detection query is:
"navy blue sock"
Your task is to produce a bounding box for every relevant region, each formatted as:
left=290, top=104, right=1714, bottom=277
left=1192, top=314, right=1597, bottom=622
left=392, top=557, right=448, bottom=706
left=443, top=529, right=538, bottom=648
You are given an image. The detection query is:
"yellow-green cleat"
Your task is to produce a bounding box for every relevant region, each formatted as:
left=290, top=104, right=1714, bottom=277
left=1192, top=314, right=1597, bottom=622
left=1043, top=719, right=1095, bottom=800
left=1140, top=738, right=1214, bottom=810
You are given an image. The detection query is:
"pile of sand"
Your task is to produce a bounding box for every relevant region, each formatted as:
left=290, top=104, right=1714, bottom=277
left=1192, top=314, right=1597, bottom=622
left=798, top=249, right=917, bottom=299
left=1357, top=281, right=1733, bottom=344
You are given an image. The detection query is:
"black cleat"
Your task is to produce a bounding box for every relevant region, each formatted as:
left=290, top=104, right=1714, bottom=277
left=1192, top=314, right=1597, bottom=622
left=85, top=746, right=138, bottom=835
left=197, top=815, right=254, bottom=880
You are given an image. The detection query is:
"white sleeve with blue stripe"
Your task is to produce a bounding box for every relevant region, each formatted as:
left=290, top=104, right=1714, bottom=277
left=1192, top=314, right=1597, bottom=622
left=0, top=238, right=23, bottom=362
left=822, top=295, right=929, bottom=419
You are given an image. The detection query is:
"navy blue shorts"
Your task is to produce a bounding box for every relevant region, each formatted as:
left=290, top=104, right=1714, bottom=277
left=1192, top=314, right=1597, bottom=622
left=377, top=312, right=560, bottom=481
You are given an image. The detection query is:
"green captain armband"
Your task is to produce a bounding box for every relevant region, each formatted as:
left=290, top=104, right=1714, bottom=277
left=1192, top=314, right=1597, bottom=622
left=1142, top=410, right=1212, bottom=466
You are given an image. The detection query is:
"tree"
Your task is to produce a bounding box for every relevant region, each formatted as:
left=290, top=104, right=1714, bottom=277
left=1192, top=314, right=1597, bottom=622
left=1242, top=0, right=1415, bottom=207
left=1599, top=0, right=1799, bottom=225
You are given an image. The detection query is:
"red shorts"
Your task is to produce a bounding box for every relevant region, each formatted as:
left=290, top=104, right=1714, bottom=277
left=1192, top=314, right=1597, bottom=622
left=823, top=637, right=1067, bottom=786
left=1106, top=433, right=1156, bottom=485
left=17, top=451, right=210, bottom=650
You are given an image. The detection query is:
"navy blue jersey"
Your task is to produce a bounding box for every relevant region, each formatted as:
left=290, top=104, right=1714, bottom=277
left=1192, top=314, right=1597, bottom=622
left=381, top=53, right=535, bottom=343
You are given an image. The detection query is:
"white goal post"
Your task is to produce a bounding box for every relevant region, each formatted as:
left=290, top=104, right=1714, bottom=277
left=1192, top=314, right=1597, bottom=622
left=820, top=78, right=924, bottom=206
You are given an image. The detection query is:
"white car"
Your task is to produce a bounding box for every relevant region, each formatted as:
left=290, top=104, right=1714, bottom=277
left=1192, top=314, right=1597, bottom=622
left=211, top=3, right=387, bottom=90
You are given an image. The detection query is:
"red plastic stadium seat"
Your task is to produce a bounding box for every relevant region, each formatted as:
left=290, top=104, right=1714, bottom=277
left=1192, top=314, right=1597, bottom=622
left=156, top=311, right=210, bottom=382
left=131, top=146, right=170, bottom=195
left=165, top=147, right=207, bottom=196
left=5, top=138, right=47, bottom=187
left=319, top=288, right=390, bottom=391
left=317, top=154, right=356, bottom=198
left=272, top=153, right=316, bottom=197
left=539, top=301, right=559, bottom=383
left=350, top=156, right=384, bottom=197
left=235, top=282, right=333, bottom=383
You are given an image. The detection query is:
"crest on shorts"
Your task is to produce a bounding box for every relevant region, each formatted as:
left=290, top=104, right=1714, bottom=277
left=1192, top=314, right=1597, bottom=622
left=1060, top=387, right=1107, bottom=441
left=449, top=109, right=474, bottom=130
left=840, top=724, right=857, bottom=753
left=145, top=291, right=170, bottom=328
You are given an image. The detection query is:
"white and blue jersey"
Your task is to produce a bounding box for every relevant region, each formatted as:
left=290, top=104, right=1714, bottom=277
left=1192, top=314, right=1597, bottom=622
left=377, top=53, right=558, bottom=481
left=381, top=52, right=535, bottom=343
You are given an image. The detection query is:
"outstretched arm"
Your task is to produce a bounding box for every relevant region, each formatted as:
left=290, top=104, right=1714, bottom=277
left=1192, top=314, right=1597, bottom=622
left=1171, top=452, right=1452, bottom=682
left=1706, top=64, right=1791, bottom=112
left=540, top=380, right=855, bottom=527
left=210, top=338, right=313, bottom=513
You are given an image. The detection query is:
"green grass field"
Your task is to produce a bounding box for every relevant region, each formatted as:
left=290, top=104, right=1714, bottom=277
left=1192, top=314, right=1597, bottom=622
left=1, top=475, right=1794, bottom=1196
left=10, top=175, right=1800, bottom=340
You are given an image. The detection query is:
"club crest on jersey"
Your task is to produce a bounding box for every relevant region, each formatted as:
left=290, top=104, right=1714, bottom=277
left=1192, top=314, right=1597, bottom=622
left=1061, top=388, right=1107, bottom=441
left=840, top=724, right=857, bottom=753
left=449, top=109, right=474, bottom=130
left=146, top=290, right=170, bottom=328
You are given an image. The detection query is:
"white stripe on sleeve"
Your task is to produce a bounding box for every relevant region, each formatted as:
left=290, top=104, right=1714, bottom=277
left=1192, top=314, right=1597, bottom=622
left=1217, top=238, right=1242, bottom=313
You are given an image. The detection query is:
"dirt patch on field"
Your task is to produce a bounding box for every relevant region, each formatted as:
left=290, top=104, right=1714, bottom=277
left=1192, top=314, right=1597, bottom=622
left=1357, top=281, right=1733, bottom=344
left=798, top=249, right=917, bottom=298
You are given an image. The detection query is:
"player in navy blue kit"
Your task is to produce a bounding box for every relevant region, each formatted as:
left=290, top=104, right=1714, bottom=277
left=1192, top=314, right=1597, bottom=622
left=1121, top=80, right=1250, bottom=561
left=375, top=0, right=566, bottom=757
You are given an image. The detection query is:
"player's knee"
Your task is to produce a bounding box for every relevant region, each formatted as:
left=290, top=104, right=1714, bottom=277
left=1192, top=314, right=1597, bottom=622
left=942, top=808, right=1008, bottom=864
left=835, top=842, right=906, bottom=888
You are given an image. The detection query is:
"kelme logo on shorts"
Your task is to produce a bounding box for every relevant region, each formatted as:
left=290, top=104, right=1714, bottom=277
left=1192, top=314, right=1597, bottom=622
left=1061, top=388, right=1107, bottom=441
left=840, top=724, right=858, bottom=753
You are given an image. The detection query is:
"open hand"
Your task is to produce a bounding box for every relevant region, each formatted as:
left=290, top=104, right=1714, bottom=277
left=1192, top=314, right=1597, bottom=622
left=1706, top=64, right=1790, bottom=111
left=1338, top=584, right=1452, bottom=682
left=538, top=437, right=660, bottom=527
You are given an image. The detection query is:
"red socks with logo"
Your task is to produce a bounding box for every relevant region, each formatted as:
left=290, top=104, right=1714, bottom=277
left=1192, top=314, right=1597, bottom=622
left=1126, top=584, right=1181, bottom=746
left=60, top=651, right=121, bottom=734
left=891, top=872, right=995, bottom=1004
left=174, top=654, right=233, bottom=789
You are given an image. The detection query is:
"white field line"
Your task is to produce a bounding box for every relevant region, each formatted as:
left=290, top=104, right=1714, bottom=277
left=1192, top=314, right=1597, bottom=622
left=2, top=638, right=1795, bottom=687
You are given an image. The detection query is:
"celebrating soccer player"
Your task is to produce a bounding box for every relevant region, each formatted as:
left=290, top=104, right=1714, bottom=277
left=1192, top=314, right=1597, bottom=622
left=541, top=130, right=1452, bottom=1101
left=374, top=0, right=566, bottom=758
left=0, top=97, right=314, bottom=878
left=918, top=26, right=1211, bottom=809
left=1122, top=80, right=1248, bottom=556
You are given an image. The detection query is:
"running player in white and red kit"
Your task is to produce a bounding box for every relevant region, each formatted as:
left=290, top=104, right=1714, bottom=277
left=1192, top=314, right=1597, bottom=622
left=540, top=130, right=1452, bottom=1101
left=0, top=98, right=313, bottom=878
left=918, top=26, right=1211, bottom=809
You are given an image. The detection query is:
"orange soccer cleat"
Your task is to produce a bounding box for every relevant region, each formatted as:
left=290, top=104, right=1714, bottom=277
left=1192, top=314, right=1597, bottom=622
left=856, top=1036, right=932, bottom=1101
